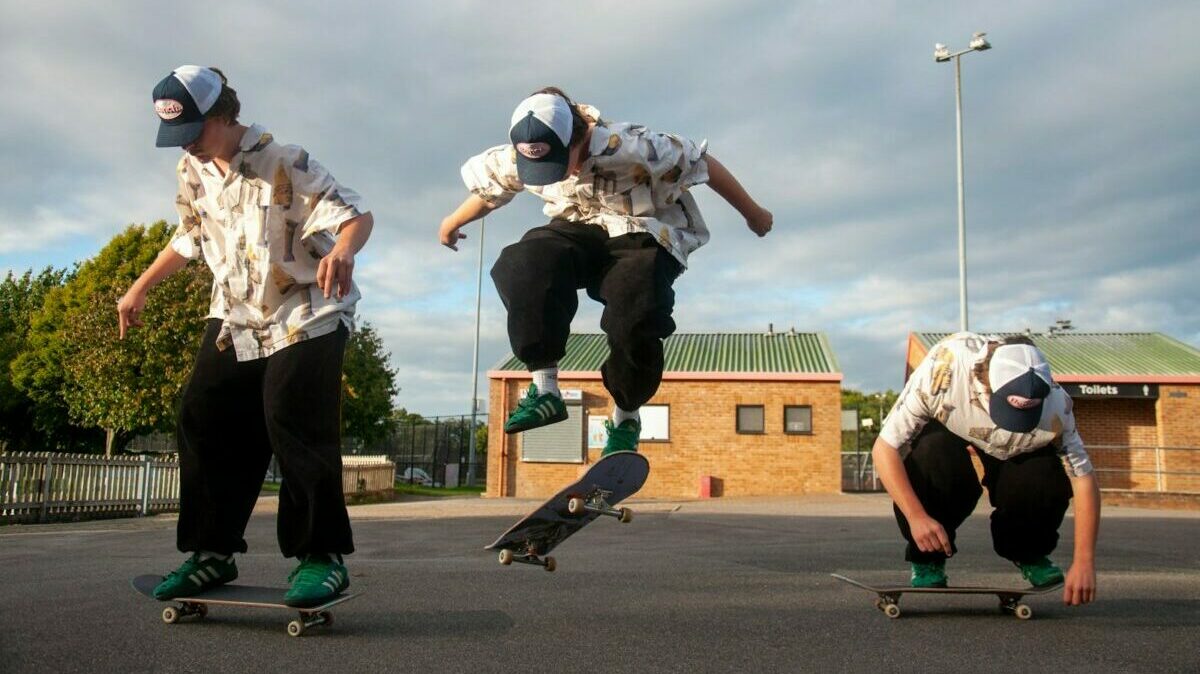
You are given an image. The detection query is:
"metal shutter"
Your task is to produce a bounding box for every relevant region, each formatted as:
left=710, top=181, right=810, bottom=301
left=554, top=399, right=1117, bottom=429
left=520, top=403, right=585, bottom=463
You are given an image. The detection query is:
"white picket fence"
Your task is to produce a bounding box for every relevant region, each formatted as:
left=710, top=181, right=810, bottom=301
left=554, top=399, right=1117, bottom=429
left=0, top=452, right=180, bottom=524
left=341, top=455, right=396, bottom=495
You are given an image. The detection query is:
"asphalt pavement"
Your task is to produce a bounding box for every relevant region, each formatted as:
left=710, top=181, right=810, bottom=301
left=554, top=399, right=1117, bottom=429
left=1, top=494, right=1197, bottom=673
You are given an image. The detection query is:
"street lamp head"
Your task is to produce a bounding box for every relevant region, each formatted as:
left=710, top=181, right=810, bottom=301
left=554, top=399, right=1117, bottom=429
left=934, top=43, right=950, bottom=62
left=969, top=32, right=991, bottom=51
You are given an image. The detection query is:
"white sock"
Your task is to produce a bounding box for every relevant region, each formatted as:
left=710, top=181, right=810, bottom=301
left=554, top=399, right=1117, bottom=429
left=613, top=407, right=640, bottom=426
left=532, top=367, right=561, bottom=398
left=198, top=551, right=231, bottom=562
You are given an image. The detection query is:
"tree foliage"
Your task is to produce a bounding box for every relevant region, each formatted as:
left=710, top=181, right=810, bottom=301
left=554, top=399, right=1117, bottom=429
left=0, top=267, right=102, bottom=452
left=341, top=322, right=400, bottom=447
left=12, top=222, right=211, bottom=455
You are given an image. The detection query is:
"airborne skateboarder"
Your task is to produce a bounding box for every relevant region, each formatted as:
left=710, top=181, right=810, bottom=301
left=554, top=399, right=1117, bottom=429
left=438, top=87, right=772, bottom=454
left=118, top=66, right=373, bottom=607
left=872, top=333, right=1099, bottom=605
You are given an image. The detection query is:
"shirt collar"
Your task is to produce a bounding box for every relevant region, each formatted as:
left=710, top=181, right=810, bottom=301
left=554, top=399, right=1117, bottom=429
left=198, top=123, right=268, bottom=180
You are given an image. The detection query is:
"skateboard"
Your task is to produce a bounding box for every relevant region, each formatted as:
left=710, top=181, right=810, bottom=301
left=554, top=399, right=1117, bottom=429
left=831, top=573, right=1062, bottom=620
left=132, top=574, right=360, bottom=636
left=486, top=450, right=650, bottom=571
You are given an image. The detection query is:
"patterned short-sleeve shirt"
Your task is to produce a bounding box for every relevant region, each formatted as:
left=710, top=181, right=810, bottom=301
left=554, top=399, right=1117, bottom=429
left=880, top=332, right=1093, bottom=477
left=170, top=123, right=366, bottom=361
left=461, top=105, right=711, bottom=268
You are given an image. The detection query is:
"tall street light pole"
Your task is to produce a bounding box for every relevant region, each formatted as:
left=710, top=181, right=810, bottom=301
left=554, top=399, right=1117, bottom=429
left=935, top=32, right=991, bottom=332
left=465, top=217, right=485, bottom=487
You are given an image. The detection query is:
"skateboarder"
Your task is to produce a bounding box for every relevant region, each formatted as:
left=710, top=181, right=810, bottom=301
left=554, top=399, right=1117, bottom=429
left=118, top=66, right=372, bottom=607
left=438, top=87, right=772, bottom=453
left=872, top=333, right=1099, bottom=606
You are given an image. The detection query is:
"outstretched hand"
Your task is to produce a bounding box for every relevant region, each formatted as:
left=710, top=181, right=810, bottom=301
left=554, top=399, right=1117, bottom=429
left=117, top=285, right=148, bottom=339
left=746, top=206, right=773, bottom=237
left=440, top=220, right=466, bottom=251
left=1063, top=560, right=1096, bottom=606
left=910, top=513, right=953, bottom=557
left=317, top=245, right=355, bottom=299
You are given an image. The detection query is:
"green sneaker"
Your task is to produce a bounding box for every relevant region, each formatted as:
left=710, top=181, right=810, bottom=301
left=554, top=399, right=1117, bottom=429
left=910, top=560, right=948, bottom=588
left=504, top=383, right=568, bottom=434
left=153, top=553, right=238, bottom=599
left=284, top=554, right=350, bottom=608
left=602, top=419, right=641, bottom=457
left=1017, top=557, right=1064, bottom=588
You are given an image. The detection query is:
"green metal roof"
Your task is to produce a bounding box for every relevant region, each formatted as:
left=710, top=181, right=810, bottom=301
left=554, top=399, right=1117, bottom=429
left=493, top=332, right=840, bottom=374
left=914, top=332, right=1200, bottom=376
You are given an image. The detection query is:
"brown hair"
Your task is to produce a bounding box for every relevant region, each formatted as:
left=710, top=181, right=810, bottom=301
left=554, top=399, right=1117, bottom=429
left=205, top=67, right=240, bottom=124
left=532, top=86, right=591, bottom=148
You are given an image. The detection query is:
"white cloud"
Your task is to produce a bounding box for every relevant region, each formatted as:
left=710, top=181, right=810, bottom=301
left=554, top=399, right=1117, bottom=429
left=1, top=0, right=1197, bottom=413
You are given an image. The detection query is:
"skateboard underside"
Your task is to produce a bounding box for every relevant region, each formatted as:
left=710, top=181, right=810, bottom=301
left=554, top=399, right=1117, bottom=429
left=487, top=452, right=649, bottom=571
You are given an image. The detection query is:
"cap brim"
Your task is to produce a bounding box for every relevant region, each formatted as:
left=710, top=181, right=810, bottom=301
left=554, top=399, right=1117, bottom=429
left=514, top=147, right=569, bottom=186
left=989, top=394, right=1044, bottom=433
left=156, top=120, right=204, bottom=148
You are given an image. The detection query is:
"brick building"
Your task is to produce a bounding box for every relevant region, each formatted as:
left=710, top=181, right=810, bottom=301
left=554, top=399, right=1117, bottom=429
left=907, top=332, right=1200, bottom=498
left=485, top=332, right=843, bottom=499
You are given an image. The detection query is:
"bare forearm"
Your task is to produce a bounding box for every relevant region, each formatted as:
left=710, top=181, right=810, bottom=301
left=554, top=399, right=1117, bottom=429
left=443, top=194, right=498, bottom=231
left=134, top=246, right=191, bottom=292
left=1071, top=473, right=1100, bottom=562
left=704, top=155, right=761, bottom=218
left=873, top=438, right=927, bottom=520
left=334, top=212, right=374, bottom=254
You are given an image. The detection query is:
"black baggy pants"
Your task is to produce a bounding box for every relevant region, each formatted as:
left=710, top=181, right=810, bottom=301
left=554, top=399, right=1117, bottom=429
left=894, top=421, right=1072, bottom=564
left=175, top=319, right=354, bottom=558
left=490, top=220, right=683, bottom=412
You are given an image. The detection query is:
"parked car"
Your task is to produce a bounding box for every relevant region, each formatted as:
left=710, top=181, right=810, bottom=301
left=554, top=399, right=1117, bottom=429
left=398, top=467, right=435, bottom=487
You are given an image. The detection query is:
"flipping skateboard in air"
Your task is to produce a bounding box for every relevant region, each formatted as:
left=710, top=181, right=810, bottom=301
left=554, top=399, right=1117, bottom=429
left=486, top=450, right=650, bottom=572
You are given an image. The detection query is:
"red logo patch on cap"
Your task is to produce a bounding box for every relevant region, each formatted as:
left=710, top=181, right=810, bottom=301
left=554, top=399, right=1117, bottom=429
left=155, top=99, right=184, bottom=120
left=516, top=142, right=551, bottom=160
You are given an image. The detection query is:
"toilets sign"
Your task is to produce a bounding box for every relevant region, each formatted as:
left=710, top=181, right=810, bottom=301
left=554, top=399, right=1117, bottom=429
left=1062, top=383, right=1159, bottom=400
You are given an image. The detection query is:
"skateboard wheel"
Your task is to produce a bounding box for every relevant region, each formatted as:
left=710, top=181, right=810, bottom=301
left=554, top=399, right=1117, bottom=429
left=162, top=607, right=179, bottom=624
left=568, top=497, right=585, bottom=515
left=883, top=603, right=901, bottom=619
left=544, top=557, right=557, bottom=573
left=498, top=549, right=514, bottom=566
left=320, top=611, right=333, bottom=627
left=288, top=620, right=304, bottom=637
left=618, top=507, right=632, bottom=524
left=1014, top=604, right=1033, bottom=620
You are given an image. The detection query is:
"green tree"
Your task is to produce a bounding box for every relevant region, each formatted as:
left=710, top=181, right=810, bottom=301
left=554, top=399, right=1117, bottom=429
left=341, top=323, right=399, bottom=447
left=0, top=267, right=102, bottom=452
left=840, top=388, right=900, bottom=453
left=13, top=222, right=211, bottom=456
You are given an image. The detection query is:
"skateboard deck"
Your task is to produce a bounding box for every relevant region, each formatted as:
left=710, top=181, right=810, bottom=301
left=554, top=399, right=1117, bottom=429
left=132, top=574, right=359, bottom=636
left=831, top=573, right=1062, bottom=619
left=486, top=450, right=650, bottom=571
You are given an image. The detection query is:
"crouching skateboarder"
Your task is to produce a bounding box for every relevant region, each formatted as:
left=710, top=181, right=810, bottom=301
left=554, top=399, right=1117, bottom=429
left=872, top=333, right=1099, bottom=606
left=118, top=66, right=373, bottom=607
left=438, top=88, right=772, bottom=452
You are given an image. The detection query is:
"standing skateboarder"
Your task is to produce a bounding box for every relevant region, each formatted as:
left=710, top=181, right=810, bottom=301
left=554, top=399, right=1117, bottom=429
left=872, top=333, right=1099, bottom=605
left=118, top=66, right=373, bottom=607
left=438, top=87, right=772, bottom=453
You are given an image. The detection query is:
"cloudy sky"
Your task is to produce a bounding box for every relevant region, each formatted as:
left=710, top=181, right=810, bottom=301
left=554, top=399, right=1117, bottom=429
left=2, top=1, right=1197, bottom=415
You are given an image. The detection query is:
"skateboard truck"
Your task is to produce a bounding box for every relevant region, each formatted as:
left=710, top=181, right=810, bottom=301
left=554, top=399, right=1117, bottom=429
left=567, top=489, right=633, bottom=523
left=497, top=545, right=557, bottom=572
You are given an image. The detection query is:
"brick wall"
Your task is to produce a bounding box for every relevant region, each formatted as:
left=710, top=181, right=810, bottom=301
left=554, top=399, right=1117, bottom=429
left=1157, top=384, right=1200, bottom=493
left=485, top=376, right=842, bottom=499
left=1073, top=399, right=1158, bottom=490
